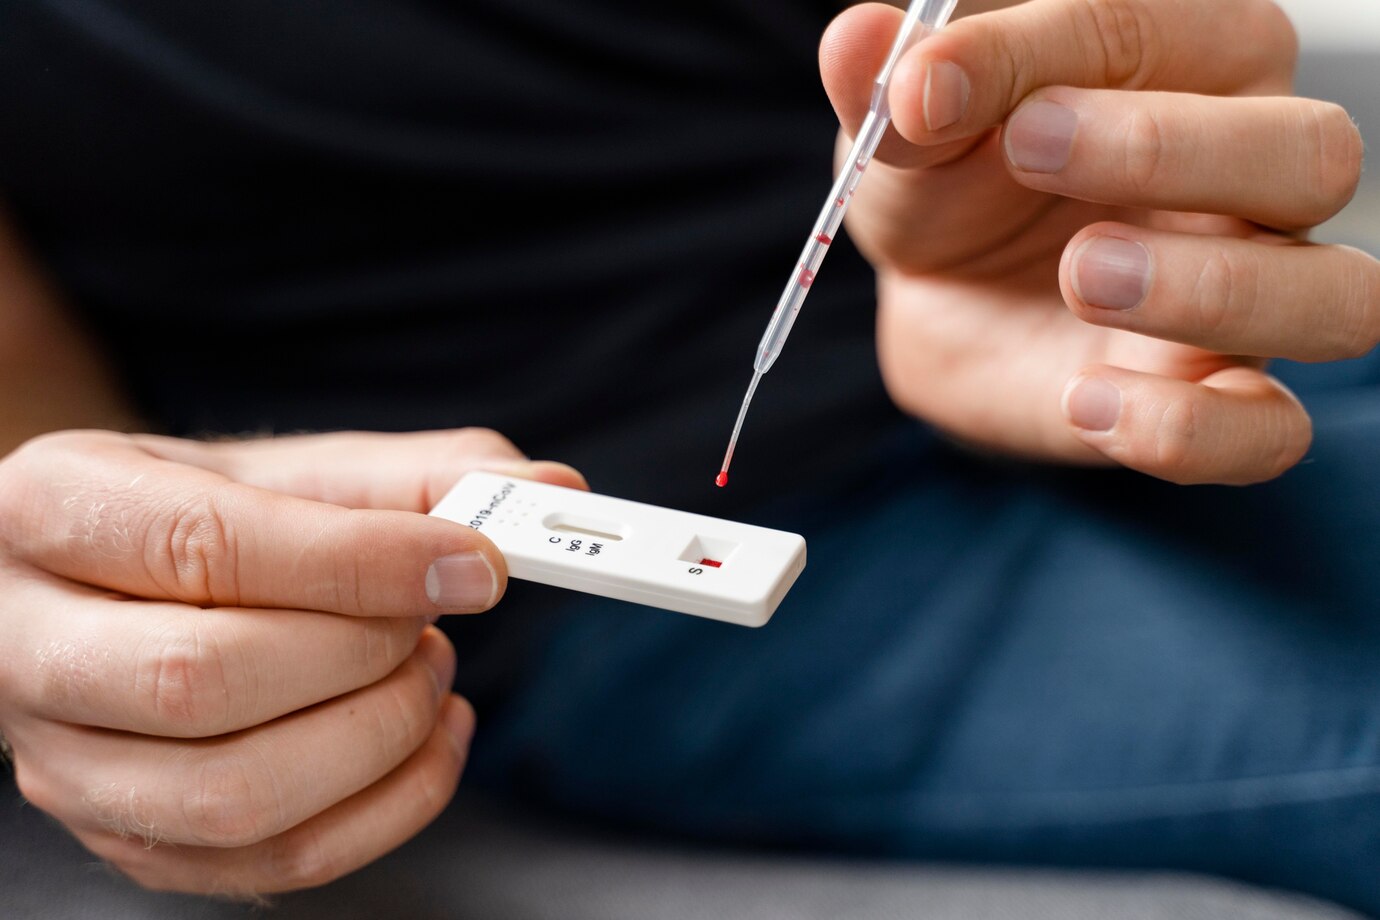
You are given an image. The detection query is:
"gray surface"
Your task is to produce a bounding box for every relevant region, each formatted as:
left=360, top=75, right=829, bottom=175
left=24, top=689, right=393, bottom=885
left=0, top=788, right=1367, bottom=920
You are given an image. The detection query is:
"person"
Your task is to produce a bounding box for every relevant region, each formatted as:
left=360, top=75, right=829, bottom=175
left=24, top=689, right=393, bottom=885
left=1, top=0, right=1377, bottom=911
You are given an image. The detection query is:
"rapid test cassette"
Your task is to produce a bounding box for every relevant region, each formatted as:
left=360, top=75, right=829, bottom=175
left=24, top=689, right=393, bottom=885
left=429, top=472, right=806, bottom=627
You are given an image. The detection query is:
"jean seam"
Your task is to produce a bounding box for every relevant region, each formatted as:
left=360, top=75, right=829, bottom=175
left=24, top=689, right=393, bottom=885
left=822, top=763, right=1380, bottom=828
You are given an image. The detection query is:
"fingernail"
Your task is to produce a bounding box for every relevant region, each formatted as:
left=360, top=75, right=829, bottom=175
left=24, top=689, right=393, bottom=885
left=1005, top=99, right=1078, bottom=173
left=1065, top=377, right=1122, bottom=432
left=425, top=552, right=497, bottom=610
left=924, top=61, right=970, bottom=131
left=442, top=697, right=476, bottom=753
left=420, top=638, right=456, bottom=699
left=1073, top=238, right=1151, bottom=311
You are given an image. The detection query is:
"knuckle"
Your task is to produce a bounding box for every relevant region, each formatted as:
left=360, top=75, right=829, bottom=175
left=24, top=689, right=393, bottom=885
left=134, top=624, right=234, bottom=735
left=356, top=617, right=415, bottom=678
left=181, top=751, right=280, bottom=847
left=375, top=662, right=439, bottom=751
left=1189, top=248, right=1253, bottom=342
left=1118, top=107, right=1169, bottom=196
left=266, top=825, right=340, bottom=891
left=997, top=25, right=1040, bottom=113
left=328, top=511, right=367, bottom=616
left=157, top=487, right=241, bottom=605
left=1150, top=396, right=1200, bottom=484
left=1077, top=0, right=1157, bottom=87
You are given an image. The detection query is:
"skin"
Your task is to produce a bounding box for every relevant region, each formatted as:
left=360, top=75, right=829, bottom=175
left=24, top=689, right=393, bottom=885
left=823, top=0, right=1376, bottom=484
left=0, top=428, right=586, bottom=896
left=0, top=196, right=591, bottom=899
left=0, top=0, right=1374, bottom=898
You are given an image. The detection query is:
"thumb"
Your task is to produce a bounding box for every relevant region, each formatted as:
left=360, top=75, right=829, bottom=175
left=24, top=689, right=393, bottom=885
left=820, top=2, right=974, bottom=170
left=132, top=429, right=589, bottom=513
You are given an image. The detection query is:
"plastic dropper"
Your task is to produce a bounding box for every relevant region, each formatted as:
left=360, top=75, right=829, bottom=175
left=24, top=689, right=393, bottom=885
left=716, top=0, right=960, bottom=488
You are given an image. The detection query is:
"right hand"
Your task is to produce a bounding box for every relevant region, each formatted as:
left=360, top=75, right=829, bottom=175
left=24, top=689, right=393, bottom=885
left=0, top=428, right=586, bottom=897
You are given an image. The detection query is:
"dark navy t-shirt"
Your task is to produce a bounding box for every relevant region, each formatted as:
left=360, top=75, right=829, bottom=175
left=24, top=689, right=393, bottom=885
left=0, top=0, right=905, bottom=514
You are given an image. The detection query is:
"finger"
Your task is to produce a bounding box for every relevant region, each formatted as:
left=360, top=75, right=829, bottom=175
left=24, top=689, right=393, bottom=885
left=1060, top=364, right=1313, bottom=485
left=25, top=629, right=456, bottom=849
left=820, top=3, right=985, bottom=170
left=75, top=694, right=473, bottom=896
left=0, top=431, right=507, bottom=615
left=820, top=4, right=1063, bottom=273
left=888, top=0, right=1298, bottom=145
left=1003, top=89, right=1363, bottom=230
left=132, top=429, right=589, bottom=513
left=834, top=122, right=1086, bottom=275
left=1061, top=225, right=1380, bottom=362
left=9, top=574, right=427, bottom=737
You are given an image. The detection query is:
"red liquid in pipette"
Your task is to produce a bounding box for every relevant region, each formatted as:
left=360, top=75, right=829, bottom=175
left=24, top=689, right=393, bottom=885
left=712, top=0, right=959, bottom=492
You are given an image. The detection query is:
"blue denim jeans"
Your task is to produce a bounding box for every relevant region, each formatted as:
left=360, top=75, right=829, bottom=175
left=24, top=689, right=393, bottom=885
left=458, top=359, right=1380, bottom=915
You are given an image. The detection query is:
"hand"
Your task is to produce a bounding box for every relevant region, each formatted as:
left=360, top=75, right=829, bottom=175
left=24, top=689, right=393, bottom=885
left=0, top=429, right=585, bottom=896
left=821, top=0, right=1376, bottom=484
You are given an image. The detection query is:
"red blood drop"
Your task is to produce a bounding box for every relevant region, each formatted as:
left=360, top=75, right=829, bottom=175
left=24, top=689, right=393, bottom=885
left=699, top=558, right=722, bottom=568
left=815, top=233, right=832, bottom=245
left=835, top=198, right=844, bottom=206
left=798, top=266, right=816, bottom=288
left=715, top=471, right=728, bottom=488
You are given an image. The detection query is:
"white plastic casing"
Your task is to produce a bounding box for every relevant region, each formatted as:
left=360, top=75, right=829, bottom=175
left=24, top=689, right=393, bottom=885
left=429, top=472, right=806, bottom=627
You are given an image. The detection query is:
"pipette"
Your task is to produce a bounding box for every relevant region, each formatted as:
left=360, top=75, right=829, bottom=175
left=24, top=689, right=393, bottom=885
left=715, top=0, right=960, bottom=488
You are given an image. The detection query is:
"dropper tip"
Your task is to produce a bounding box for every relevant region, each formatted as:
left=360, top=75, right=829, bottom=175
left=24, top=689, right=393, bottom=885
left=715, top=471, right=729, bottom=488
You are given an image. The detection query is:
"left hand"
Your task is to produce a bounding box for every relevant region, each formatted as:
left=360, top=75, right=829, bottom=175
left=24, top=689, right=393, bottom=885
left=821, top=0, right=1376, bottom=484
left=0, top=428, right=585, bottom=896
